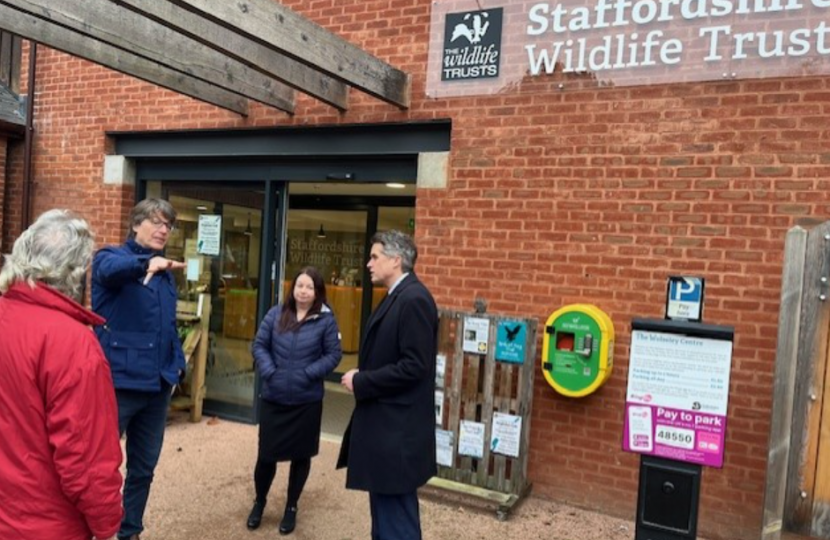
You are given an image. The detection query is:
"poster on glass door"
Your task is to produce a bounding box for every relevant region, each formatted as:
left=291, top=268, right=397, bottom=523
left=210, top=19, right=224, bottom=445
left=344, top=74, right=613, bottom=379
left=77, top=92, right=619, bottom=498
left=197, top=215, right=222, bottom=256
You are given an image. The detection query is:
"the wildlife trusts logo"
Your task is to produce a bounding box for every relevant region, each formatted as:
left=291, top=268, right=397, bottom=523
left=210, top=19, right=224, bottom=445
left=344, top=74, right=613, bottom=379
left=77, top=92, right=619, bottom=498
left=441, top=8, right=503, bottom=82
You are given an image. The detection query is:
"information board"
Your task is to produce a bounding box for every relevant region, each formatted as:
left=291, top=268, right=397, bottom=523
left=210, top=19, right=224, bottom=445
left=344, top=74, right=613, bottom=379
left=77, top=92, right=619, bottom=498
left=623, top=328, right=733, bottom=468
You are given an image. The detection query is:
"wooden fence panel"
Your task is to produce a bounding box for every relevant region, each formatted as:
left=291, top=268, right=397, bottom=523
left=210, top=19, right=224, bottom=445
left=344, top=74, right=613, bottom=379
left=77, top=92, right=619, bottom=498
left=429, top=309, right=537, bottom=519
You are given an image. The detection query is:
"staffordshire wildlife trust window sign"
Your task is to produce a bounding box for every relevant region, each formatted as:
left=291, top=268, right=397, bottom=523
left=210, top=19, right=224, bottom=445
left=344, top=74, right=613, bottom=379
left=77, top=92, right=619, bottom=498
left=427, top=0, right=830, bottom=98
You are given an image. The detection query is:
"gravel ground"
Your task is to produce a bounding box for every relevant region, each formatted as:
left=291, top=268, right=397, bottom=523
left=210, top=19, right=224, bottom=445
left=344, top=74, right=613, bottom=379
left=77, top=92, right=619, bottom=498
left=136, top=412, right=642, bottom=540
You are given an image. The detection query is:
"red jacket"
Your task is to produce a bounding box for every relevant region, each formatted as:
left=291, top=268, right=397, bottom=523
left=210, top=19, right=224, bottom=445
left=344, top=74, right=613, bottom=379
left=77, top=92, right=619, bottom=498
left=0, top=282, right=123, bottom=540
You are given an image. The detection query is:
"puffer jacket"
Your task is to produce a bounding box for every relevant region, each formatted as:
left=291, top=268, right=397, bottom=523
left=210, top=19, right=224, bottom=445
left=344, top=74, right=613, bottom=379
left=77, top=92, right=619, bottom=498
left=252, top=304, right=342, bottom=405
left=91, top=238, right=185, bottom=391
left=0, top=282, right=123, bottom=540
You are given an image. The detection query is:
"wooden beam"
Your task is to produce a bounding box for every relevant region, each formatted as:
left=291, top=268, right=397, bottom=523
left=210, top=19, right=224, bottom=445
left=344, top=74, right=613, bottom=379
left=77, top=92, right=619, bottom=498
left=762, top=226, right=808, bottom=540
left=1, top=0, right=294, bottom=113
left=110, top=0, right=348, bottom=111
left=167, top=0, right=411, bottom=109
left=9, top=34, right=20, bottom=94
left=0, top=32, right=12, bottom=86
left=785, top=221, right=830, bottom=535
left=0, top=31, right=21, bottom=92
left=810, top=228, right=830, bottom=538
left=0, top=3, right=248, bottom=115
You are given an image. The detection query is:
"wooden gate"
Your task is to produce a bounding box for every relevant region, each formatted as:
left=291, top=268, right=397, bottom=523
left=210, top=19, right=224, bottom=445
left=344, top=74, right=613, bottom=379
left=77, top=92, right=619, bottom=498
left=763, top=221, right=830, bottom=540
left=426, top=309, right=537, bottom=520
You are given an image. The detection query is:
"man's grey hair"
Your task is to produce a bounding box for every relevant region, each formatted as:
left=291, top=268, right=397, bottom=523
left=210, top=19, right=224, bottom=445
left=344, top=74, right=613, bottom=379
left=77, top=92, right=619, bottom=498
left=0, top=209, right=95, bottom=301
left=128, top=198, right=177, bottom=238
left=371, top=230, right=418, bottom=273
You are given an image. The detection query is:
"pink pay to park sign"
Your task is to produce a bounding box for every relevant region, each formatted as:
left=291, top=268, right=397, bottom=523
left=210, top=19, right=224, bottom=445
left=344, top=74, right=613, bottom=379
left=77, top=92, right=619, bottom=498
left=623, top=329, right=733, bottom=468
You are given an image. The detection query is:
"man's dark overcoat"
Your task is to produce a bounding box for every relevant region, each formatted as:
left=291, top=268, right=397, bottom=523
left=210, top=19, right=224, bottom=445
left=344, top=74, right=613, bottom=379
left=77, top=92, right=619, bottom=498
left=337, top=273, right=438, bottom=494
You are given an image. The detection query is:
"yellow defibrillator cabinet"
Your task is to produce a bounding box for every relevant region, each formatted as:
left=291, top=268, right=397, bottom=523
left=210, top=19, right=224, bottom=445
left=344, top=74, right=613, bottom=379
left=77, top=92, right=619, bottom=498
left=541, top=304, right=614, bottom=397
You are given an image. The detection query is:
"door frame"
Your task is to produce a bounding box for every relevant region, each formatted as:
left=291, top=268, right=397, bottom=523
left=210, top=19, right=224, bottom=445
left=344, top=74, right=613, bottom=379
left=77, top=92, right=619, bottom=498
left=125, top=120, right=450, bottom=423
left=288, top=194, right=416, bottom=345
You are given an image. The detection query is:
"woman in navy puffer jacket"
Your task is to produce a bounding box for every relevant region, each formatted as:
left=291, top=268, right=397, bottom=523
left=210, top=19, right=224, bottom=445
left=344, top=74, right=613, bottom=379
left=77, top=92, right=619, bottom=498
left=247, top=266, right=342, bottom=535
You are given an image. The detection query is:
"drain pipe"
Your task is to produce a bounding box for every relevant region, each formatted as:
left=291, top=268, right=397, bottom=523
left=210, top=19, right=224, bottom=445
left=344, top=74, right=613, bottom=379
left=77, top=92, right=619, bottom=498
left=21, top=42, right=36, bottom=229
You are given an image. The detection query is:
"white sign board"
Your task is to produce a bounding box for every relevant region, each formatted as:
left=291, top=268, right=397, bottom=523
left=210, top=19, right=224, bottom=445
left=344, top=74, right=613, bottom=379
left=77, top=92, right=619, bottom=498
left=463, top=317, right=490, bottom=354
left=490, top=412, right=522, bottom=458
left=624, top=329, right=733, bottom=467
left=197, top=215, right=222, bottom=256
left=435, top=390, right=445, bottom=425
left=436, top=429, right=455, bottom=467
left=435, top=353, right=446, bottom=388
left=458, top=420, right=486, bottom=459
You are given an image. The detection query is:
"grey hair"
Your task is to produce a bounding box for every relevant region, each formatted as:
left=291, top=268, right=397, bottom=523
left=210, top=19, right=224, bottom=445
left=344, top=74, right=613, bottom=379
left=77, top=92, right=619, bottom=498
left=371, top=230, right=418, bottom=273
left=0, top=209, right=95, bottom=301
left=128, top=198, right=177, bottom=238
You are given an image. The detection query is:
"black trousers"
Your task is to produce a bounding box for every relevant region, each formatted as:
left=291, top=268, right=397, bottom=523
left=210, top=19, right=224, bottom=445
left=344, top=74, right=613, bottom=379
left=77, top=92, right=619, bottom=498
left=368, top=491, right=421, bottom=540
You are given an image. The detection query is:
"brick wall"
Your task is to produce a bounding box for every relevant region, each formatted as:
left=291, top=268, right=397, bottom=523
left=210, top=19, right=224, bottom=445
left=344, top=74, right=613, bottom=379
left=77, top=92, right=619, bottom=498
left=9, top=1, right=830, bottom=538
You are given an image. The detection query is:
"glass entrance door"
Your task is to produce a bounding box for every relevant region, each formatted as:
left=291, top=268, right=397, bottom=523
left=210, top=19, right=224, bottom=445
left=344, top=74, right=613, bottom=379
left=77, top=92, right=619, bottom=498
left=285, top=209, right=368, bottom=375
left=150, top=181, right=272, bottom=421
left=285, top=197, right=416, bottom=379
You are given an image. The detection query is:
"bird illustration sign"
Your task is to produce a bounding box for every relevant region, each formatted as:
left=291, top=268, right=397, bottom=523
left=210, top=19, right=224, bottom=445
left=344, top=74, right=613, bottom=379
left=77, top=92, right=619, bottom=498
left=496, top=320, right=527, bottom=363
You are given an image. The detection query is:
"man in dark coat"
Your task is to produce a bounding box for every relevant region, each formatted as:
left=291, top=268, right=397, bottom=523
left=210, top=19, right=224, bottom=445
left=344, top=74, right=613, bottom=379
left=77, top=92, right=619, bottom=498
left=339, top=230, right=438, bottom=540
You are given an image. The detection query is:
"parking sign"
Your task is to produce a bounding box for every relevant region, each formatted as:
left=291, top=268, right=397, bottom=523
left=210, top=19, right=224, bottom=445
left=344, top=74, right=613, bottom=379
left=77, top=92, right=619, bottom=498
left=666, top=276, right=704, bottom=322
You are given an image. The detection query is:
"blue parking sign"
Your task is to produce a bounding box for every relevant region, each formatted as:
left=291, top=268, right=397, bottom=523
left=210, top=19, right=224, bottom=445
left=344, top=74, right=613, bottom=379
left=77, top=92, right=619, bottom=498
left=666, top=276, right=704, bottom=322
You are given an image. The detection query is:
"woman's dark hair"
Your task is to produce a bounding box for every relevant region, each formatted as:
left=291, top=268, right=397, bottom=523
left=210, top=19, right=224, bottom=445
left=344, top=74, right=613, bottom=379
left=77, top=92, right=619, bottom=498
left=278, top=266, right=327, bottom=333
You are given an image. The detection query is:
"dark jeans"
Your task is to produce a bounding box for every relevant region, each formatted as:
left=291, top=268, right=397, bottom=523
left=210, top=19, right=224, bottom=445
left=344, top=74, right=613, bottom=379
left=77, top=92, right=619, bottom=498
left=116, top=385, right=171, bottom=540
left=369, top=491, right=422, bottom=540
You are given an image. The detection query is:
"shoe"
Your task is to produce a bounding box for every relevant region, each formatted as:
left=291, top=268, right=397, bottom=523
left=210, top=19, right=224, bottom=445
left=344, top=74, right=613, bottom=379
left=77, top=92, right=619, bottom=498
left=279, top=506, right=297, bottom=535
left=247, top=500, right=265, bottom=530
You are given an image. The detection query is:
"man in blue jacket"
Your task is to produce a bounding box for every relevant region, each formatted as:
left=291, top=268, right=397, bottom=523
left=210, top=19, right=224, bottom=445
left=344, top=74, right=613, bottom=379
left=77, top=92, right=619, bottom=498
left=92, top=198, right=186, bottom=540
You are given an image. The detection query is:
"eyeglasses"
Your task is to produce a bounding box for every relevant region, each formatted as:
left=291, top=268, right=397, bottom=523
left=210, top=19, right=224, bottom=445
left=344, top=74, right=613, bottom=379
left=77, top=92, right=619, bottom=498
left=147, top=216, right=175, bottom=232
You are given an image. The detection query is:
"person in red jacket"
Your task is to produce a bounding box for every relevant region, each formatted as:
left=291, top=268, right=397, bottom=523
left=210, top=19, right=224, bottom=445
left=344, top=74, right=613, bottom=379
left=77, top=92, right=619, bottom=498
left=0, top=209, right=123, bottom=540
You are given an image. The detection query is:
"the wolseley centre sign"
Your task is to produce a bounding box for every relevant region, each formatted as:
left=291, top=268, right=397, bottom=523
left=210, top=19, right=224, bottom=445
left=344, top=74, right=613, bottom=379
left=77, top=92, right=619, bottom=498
left=624, top=325, right=733, bottom=467
left=427, top=0, right=830, bottom=97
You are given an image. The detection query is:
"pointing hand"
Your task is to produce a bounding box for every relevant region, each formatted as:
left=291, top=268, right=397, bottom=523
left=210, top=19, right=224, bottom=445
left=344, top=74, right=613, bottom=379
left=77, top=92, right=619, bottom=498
left=144, top=256, right=187, bottom=285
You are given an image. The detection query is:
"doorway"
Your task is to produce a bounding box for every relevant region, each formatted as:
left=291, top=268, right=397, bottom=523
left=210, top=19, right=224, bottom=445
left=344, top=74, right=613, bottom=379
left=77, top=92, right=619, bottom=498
left=287, top=183, right=416, bottom=381
left=148, top=180, right=279, bottom=422
left=123, top=120, right=450, bottom=424
left=145, top=179, right=414, bottom=429
left=287, top=184, right=415, bottom=439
